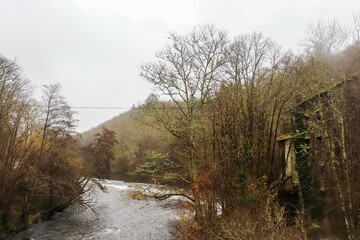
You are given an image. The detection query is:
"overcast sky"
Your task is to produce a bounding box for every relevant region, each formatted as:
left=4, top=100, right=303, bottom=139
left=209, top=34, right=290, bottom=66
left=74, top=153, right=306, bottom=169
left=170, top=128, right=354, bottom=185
left=1, top=0, right=360, bottom=132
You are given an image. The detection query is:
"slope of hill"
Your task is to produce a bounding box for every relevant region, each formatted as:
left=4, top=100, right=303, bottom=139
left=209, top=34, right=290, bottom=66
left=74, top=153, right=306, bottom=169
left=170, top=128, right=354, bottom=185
left=80, top=108, right=137, bottom=146
left=80, top=107, right=168, bottom=174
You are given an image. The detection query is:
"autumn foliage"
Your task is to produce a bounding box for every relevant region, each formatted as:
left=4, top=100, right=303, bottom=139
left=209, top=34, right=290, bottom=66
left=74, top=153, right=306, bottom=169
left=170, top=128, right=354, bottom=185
left=139, top=22, right=360, bottom=239
left=0, top=56, right=114, bottom=237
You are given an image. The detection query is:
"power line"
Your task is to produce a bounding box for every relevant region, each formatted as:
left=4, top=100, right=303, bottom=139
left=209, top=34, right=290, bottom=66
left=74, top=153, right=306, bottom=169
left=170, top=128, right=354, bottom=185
left=29, top=104, right=190, bottom=110
left=70, top=106, right=132, bottom=110
left=69, top=106, right=182, bottom=110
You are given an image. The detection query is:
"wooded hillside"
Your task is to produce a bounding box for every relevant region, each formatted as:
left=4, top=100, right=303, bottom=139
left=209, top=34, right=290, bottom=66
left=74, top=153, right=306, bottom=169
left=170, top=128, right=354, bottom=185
left=80, top=106, right=171, bottom=174
left=80, top=19, right=360, bottom=238
left=3, top=16, right=359, bottom=239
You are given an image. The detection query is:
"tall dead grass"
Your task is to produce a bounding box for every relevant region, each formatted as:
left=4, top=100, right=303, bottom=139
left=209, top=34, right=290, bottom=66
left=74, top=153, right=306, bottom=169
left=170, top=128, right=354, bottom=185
left=172, top=178, right=305, bottom=240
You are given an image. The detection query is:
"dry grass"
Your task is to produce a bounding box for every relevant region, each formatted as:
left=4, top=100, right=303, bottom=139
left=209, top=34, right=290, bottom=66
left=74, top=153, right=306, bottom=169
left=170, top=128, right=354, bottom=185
left=171, top=178, right=305, bottom=240
left=172, top=205, right=304, bottom=240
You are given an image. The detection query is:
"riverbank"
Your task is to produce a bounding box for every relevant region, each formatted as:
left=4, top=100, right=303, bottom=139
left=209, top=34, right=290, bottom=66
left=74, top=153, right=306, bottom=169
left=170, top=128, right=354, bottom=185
left=12, top=179, right=179, bottom=240
left=1, top=204, right=70, bottom=240
left=0, top=173, right=152, bottom=239
left=110, top=172, right=152, bottom=183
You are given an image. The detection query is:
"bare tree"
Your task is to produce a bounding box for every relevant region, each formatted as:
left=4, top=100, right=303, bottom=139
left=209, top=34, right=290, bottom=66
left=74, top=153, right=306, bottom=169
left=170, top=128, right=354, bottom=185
left=210, top=32, right=296, bottom=213
left=353, top=13, right=360, bottom=44
left=140, top=25, right=228, bottom=219
left=38, top=83, right=78, bottom=207
left=302, top=19, right=349, bottom=58
left=0, top=55, right=40, bottom=228
left=40, top=84, right=77, bottom=153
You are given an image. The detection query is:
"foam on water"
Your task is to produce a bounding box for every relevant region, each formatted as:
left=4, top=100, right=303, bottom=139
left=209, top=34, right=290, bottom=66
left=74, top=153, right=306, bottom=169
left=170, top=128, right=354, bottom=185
left=104, top=182, right=131, bottom=191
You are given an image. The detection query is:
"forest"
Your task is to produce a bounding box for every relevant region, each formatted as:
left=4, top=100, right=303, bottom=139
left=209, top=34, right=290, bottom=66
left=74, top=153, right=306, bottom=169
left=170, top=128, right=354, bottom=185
left=0, top=60, right=117, bottom=238
left=2, top=16, right=360, bottom=239
left=135, top=20, right=360, bottom=239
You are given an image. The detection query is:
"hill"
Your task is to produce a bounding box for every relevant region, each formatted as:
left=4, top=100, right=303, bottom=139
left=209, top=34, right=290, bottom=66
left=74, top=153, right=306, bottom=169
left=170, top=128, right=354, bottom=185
left=80, top=107, right=169, bottom=174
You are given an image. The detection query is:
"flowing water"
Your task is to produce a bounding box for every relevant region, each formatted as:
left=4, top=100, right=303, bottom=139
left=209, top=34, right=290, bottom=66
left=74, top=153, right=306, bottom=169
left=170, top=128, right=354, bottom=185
left=14, top=180, right=179, bottom=240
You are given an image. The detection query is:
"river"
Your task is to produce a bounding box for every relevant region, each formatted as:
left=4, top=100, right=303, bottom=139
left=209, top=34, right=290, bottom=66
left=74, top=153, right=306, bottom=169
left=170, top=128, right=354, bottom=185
left=14, top=179, right=179, bottom=240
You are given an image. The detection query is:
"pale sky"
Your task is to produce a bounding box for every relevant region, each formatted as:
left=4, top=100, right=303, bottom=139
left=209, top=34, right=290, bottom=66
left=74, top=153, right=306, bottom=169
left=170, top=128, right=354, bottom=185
left=1, top=0, right=359, bottom=132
